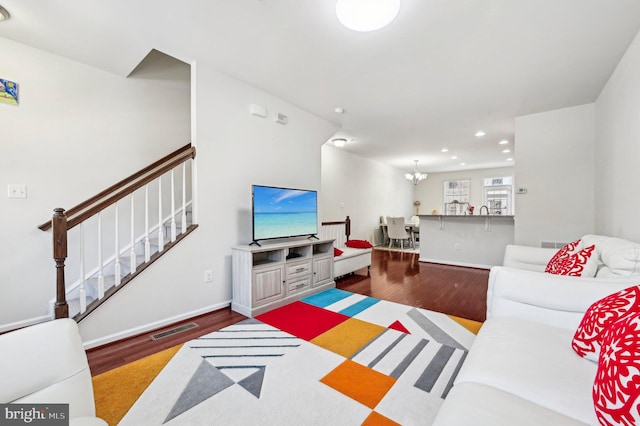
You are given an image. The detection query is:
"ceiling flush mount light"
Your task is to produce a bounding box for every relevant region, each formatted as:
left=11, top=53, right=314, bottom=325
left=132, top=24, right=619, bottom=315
left=499, top=139, right=509, bottom=145
left=336, top=0, right=400, bottom=32
left=475, top=131, right=486, bottom=137
left=332, top=138, right=348, bottom=148
left=502, top=149, right=511, bottom=153
left=405, top=160, right=427, bottom=185
left=0, top=5, right=10, bottom=21
left=441, top=148, right=449, bottom=153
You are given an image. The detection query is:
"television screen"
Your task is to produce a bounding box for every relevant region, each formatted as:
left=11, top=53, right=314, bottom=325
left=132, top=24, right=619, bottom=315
left=252, top=185, right=318, bottom=242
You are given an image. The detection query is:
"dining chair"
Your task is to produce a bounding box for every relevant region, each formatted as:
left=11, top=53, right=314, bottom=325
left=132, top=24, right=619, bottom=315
left=386, top=216, right=411, bottom=250
left=409, top=215, right=420, bottom=247
left=380, top=216, right=389, bottom=245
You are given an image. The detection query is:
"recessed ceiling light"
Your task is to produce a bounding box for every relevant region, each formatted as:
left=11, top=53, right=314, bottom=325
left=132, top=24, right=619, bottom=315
left=441, top=148, right=449, bottom=153
left=475, top=131, right=486, bottom=137
left=506, top=158, right=513, bottom=161
left=331, top=138, right=348, bottom=148
left=451, top=155, right=458, bottom=160
left=502, top=149, right=511, bottom=153
left=336, top=0, right=401, bottom=32
left=334, top=107, right=345, bottom=114
left=499, top=139, right=509, bottom=145
left=460, top=162, right=466, bottom=166
left=0, top=5, right=9, bottom=21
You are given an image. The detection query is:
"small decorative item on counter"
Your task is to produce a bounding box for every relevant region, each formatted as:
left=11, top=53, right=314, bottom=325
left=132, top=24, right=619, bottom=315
left=414, top=200, right=421, bottom=215
left=467, top=205, right=475, bottom=215
left=431, top=209, right=438, bottom=215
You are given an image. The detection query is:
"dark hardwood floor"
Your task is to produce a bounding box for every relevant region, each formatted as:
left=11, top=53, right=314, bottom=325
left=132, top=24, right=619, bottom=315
left=86, top=249, right=488, bottom=376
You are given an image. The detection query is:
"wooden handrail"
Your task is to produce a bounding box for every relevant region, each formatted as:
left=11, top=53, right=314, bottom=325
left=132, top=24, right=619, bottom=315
left=39, top=144, right=195, bottom=231
left=44, top=143, right=197, bottom=319
left=38, top=143, right=196, bottom=231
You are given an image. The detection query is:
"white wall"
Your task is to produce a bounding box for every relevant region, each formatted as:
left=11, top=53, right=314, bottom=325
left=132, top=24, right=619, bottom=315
left=514, top=104, right=595, bottom=246
left=595, top=30, right=640, bottom=242
left=79, top=60, right=337, bottom=344
left=0, top=37, right=190, bottom=329
left=414, top=166, right=515, bottom=216
left=321, top=145, right=414, bottom=245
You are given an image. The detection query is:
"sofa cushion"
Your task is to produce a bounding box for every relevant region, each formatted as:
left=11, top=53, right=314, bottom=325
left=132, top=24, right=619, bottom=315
left=345, top=239, right=373, bottom=249
left=455, top=317, right=598, bottom=425
left=593, top=312, right=640, bottom=425
left=572, top=285, right=640, bottom=362
left=433, top=382, right=587, bottom=426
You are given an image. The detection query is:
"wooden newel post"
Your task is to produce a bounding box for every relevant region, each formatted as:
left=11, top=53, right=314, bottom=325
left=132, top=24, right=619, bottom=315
left=53, top=208, right=69, bottom=319
left=345, top=216, right=351, bottom=239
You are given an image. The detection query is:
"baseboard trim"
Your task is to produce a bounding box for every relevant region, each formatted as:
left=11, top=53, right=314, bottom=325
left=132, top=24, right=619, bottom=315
left=0, top=314, right=52, bottom=334
left=418, top=257, right=491, bottom=270
left=81, top=300, right=232, bottom=350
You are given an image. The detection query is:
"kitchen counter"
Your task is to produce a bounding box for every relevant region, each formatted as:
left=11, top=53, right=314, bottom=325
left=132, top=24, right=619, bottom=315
left=418, top=214, right=515, bottom=268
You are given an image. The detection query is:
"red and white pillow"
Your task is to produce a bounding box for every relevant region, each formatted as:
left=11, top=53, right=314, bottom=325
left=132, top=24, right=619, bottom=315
left=572, top=285, right=640, bottom=361
left=592, top=312, right=640, bottom=425
left=545, top=239, right=597, bottom=277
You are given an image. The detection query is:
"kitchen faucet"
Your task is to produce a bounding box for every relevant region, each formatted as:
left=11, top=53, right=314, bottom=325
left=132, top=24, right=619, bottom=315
left=479, top=205, right=489, bottom=215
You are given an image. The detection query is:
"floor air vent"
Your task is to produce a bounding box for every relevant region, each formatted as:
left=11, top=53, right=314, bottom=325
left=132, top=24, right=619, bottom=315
left=152, top=322, right=197, bottom=340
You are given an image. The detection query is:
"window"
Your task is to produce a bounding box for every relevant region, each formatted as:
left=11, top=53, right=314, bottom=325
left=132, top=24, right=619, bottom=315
left=483, top=177, right=513, bottom=215
left=444, top=180, right=470, bottom=215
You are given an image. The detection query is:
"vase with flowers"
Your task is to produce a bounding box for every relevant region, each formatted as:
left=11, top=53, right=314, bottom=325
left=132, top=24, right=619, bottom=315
left=467, top=205, right=475, bottom=215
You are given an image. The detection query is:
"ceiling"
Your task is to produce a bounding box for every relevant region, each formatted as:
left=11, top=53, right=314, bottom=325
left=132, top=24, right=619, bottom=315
left=2, top=0, right=640, bottom=174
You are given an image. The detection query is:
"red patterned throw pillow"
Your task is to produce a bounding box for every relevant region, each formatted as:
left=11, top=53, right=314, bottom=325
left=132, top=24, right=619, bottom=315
left=593, top=312, right=640, bottom=425
left=334, top=247, right=343, bottom=257
left=345, top=239, right=373, bottom=249
left=572, top=285, right=640, bottom=361
left=545, top=239, right=597, bottom=277
left=546, top=239, right=582, bottom=274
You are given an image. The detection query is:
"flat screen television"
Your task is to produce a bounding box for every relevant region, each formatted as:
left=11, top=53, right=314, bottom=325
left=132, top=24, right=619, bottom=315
left=252, top=185, right=318, bottom=244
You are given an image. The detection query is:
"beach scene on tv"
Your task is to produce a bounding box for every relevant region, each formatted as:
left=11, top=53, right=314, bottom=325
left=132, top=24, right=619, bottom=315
left=253, top=186, right=318, bottom=240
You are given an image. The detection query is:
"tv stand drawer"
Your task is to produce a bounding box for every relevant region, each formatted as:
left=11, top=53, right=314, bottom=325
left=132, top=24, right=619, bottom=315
left=286, top=260, right=311, bottom=278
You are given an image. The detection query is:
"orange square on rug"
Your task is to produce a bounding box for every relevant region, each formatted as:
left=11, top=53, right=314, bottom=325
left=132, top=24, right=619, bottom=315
left=321, top=359, right=396, bottom=409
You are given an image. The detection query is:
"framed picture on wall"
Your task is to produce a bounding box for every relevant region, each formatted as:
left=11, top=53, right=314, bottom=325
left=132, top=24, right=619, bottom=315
left=0, top=78, right=19, bottom=105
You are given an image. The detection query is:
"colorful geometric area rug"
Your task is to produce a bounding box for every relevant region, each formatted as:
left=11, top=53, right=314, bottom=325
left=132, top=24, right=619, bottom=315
left=119, top=289, right=478, bottom=425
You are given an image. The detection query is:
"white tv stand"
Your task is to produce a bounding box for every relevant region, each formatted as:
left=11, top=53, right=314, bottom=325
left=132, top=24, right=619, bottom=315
left=231, top=238, right=335, bottom=317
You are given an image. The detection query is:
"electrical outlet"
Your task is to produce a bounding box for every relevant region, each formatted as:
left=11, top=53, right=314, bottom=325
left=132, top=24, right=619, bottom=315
left=204, top=270, right=213, bottom=283
left=7, top=184, right=27, bottom=199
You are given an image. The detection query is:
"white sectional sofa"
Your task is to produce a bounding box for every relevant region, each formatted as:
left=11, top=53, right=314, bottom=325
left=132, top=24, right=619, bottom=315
left=0, top=319, right=107, bottom=425
left=503, top=234, right=640, bottom=277
left=434, top=235, right=640, bottom=425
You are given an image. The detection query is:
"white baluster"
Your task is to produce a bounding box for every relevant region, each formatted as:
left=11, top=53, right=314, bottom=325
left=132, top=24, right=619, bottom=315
left=181, top=163, right=187, bottom=233
left=158, top=177, right=164, bottom=252
left=114, top=201, right=121, bottom=286
left=130, top=193, right=137, bottom=273
left=170, top=169, right=177, bottom=242
left=97, top=212, right=105, bottom=299
left=144, top=185, right=151, bottom=262
left=79, top=223, right=86, bottom=314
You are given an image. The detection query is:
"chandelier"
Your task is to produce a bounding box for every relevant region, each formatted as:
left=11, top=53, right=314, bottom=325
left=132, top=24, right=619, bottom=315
left=405, top=160, right=427, bottom=185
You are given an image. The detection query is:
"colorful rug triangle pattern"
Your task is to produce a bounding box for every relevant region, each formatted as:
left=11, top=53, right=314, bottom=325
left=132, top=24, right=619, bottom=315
left=120, top=289, right=477, bottom=425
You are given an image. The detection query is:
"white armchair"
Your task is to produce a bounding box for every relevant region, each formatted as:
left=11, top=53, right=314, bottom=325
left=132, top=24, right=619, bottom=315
left=0, top=319, right=107, bottom=426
